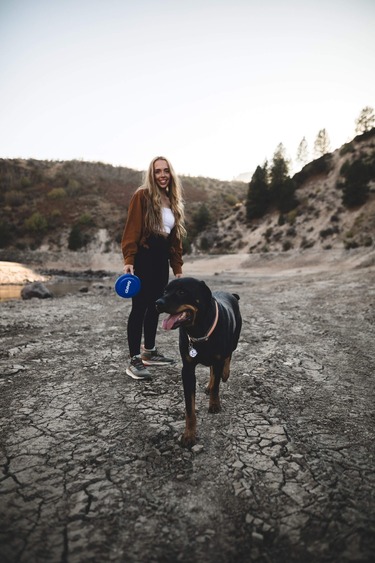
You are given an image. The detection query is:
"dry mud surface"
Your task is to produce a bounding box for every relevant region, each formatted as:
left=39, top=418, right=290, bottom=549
left=1, top=255, right=375, bottom=562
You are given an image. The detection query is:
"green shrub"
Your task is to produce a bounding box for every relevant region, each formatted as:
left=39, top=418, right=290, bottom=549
left=345, top=235, right=374, bottom=249
left=282, top=240, right=293, bottom=251
left=340, top=159, right=372, bottom=207
left=68, top=225, right=87, bottom=250
left=200, top=236, right=210, bottom=251
left=320, top=227, right=338, bottom=239
left=191, top=204, right=211, bottom=235
left=78, top=212, right=95, bottom=226
left=20, top=176, right=31, bottom=188
left=24, top=212, right=48, bottom=233
left=223, top=193, right=238, bottom=206
left=300, top=238, right=315, bottom=249
left=264, top=227, right=273, bottom=241
left=182, top=236, right=192, bottom=255
left=363, top=235, right=373, bottom=247
left=48, top=187, right=67, bottom=199
left=286, top=209, right=298, bottom=225
left=344, top=239, right=359, bottom=249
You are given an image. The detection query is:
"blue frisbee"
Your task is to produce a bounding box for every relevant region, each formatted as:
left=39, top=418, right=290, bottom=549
left=114, top=274, right=141, bottom=298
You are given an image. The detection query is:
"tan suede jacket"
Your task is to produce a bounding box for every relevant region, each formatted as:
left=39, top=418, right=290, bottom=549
left=121, top=188, right=183, bottom=275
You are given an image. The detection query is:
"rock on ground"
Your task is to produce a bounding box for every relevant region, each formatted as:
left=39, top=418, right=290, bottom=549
left=20, top=282, right=53, bottom=300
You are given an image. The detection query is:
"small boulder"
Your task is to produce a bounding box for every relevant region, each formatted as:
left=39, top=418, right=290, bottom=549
left=21, top=282, right=53, bottom=300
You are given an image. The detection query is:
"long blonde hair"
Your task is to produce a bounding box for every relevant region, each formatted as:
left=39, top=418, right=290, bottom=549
left=140, top=156, right=186, bottom=240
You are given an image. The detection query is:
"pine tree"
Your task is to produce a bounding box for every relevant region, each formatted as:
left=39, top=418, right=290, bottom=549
left=270, top=144, right=289, bottom=203
left=296, top=137, right=309, bottom=167
left=246, top=163, right=269, bottom=220
left=314, top=129, right=331, bottom=158
left=270, top=144, right=297, bottom=213
left=355, top=106, right=375, bottom=134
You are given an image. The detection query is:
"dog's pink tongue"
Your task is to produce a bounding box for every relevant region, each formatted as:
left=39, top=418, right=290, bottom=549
left=162, top=314, right=180, bottom=330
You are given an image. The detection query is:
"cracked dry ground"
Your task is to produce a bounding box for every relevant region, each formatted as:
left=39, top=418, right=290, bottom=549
left=1, top=266, right=375, bottom=563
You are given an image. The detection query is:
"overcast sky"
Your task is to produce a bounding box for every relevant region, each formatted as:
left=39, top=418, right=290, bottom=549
left=0, top=0, right=374, bottom=180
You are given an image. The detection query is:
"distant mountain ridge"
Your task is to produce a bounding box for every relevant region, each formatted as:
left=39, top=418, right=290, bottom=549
left=233, top=171, right=253, bottom=183
left=0, top=129, right=374, bottom=264
left=0, top=158, right=247, bottom=256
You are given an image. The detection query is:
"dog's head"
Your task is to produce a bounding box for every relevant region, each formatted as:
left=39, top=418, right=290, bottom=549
left=156, top=277, right=212, bottom=330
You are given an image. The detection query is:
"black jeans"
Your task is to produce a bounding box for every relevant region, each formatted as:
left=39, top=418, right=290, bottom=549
left=127, top=235, right=170, bottom=357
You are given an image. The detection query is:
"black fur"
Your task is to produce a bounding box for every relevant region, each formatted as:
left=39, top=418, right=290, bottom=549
left=156, top=277, right=242, bottom=447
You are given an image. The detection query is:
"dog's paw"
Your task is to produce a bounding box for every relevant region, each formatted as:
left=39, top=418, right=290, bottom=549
left=208, top=402, right=221, bottom=414
left=180, top=432, right=196, bottom=448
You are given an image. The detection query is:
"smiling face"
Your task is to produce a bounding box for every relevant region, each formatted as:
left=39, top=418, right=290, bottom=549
left=153, top=159, right=171, bottom=191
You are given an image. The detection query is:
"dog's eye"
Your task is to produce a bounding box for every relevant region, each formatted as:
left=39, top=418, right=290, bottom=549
left=177, top=289, right=185, bottom=296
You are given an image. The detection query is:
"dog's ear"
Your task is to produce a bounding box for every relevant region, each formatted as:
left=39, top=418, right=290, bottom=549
left=198, top=280, right=212, bottom=303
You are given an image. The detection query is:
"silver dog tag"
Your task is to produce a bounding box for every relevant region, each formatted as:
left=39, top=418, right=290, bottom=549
left=189, top=345, right=198, bottom=358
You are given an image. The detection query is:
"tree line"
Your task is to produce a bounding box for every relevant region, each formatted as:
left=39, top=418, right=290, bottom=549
left=296, top=106, right=375, bottom=168
left=246, top=106, right=375, bottom=222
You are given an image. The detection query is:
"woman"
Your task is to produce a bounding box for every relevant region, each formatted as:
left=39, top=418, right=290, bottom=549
left=121, top=156, right=186, bottom=380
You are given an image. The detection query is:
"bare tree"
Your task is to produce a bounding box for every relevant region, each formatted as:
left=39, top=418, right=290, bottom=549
left=296, top=137, right=309, bottom=167
left=355, top=106, right=375, bottom=134
left=314, top=129, right=331, bottom=158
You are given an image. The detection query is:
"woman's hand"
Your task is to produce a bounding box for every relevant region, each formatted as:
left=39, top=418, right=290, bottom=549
left=124, top=264, right=134, bottom=275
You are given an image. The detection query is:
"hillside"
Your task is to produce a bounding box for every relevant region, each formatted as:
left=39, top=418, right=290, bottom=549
left=0, top=159, right=246, bottom=255
left=0, top=129, right=374, bottom=266
left=198, top=129, right=375, bottom=254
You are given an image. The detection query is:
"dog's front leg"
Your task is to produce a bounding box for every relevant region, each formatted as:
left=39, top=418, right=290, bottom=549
left=181, top=363, right=197, bottom=448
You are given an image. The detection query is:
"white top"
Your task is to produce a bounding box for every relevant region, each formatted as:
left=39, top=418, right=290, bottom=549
left=162, top=207, right=175, bottom=234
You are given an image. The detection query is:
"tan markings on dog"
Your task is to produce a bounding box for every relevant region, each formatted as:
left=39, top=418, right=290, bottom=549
left=222, top=356, right=231, bottom=382
left=205, top=369, right=215, bottom=395
left=208, top=366, right=221, bottom=413
left=208, top=393, right=221, bottom=413
left=180, top=304, right=198, bottom=323
left=174, top=304, right=198, bottom=314
left=182, top=394, right=196, bottom=448
left=172, top=304, right=198, bottom=326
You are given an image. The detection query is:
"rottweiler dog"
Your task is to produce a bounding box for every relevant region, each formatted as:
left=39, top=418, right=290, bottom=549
left=156, top=277, right=242, bottom=447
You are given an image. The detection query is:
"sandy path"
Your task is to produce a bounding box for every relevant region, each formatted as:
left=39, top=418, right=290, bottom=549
left=0, top=262, right=48, bottom=284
